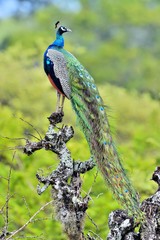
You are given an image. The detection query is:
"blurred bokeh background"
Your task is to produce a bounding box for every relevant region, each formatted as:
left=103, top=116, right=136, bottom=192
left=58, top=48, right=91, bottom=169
left=0, top=0, right=160, bottom=239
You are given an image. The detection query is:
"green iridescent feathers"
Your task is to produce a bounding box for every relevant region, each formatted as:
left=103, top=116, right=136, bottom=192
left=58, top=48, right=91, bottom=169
left=47, top=47, right=143, bottom=221
left=66, top=50, right=142, bottom=220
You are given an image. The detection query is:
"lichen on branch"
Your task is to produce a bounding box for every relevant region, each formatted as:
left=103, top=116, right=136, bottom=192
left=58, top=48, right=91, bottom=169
left=23, top=112, right=95, bottom=240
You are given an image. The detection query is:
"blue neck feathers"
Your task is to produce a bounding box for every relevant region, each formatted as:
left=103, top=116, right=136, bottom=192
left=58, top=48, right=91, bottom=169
left=53, top=32, right=64, bottom=48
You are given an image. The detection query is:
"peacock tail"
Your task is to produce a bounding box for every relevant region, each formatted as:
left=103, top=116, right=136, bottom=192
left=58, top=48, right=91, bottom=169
left=44, top=24, right=143, bottom=221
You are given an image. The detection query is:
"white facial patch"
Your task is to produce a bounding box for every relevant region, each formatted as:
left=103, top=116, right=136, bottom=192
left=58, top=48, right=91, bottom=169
left=61, top=26, right=66, bottom=31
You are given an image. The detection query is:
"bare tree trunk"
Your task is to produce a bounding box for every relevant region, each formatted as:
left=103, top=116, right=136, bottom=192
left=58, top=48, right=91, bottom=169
left=24, top=112, right=95, bottom=240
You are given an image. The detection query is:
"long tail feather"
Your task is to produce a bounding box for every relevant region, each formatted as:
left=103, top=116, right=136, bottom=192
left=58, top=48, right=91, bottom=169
left=70, top=69, right=142, bottom=221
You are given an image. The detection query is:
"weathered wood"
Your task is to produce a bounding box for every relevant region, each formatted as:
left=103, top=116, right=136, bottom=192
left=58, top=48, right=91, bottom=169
left=107, top=167, right=160, bottom=240
left=24, top=112, right=95, bottom=240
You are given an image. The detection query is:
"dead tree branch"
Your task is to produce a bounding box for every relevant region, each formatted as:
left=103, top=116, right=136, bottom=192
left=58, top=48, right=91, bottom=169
left=23, top=112, right=96, bottom=240
left=5, top=200, right=54, bottom=240
left=107, top=167, right=160, bottom=240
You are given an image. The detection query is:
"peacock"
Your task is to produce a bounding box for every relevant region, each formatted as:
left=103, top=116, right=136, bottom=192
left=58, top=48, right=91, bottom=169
left=44, top=21, right=142, bottom=221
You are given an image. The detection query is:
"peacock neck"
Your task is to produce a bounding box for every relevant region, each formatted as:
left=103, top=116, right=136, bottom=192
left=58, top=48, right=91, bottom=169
left=53, top=33, right=64, bottom=48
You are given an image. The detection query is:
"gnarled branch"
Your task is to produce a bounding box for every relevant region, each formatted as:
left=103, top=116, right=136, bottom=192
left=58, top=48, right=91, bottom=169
left=24, top=112, right=95, bottom=240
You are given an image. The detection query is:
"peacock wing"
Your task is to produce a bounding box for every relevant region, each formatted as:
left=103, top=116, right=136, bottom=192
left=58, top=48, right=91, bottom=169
left=47, top=49, right=71, bottom=99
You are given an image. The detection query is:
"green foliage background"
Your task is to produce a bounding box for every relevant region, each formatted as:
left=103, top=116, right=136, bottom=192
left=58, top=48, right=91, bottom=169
left=0, top=0, right=160, bottom=239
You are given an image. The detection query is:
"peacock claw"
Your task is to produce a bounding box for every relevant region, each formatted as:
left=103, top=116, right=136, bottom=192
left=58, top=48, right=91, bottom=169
left=48, top=111, right=64, bottom=125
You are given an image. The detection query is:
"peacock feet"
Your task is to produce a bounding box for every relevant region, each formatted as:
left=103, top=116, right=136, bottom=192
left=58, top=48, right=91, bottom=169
left=48, top=111, right=64, bottom=125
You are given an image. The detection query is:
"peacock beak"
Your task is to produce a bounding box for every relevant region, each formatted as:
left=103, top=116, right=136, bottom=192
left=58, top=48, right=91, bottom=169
left=66, top=28, right=72, bottom=32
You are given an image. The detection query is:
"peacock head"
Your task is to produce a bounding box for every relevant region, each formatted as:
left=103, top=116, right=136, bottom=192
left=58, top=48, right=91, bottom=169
left=55, top=21, right=72, bottom=36
left=57, top=26, right=72, bottom=35
left=53, top=21, right=71, bottom=47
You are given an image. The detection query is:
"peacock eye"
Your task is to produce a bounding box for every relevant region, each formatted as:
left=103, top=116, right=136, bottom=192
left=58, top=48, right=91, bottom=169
left=61, top=26, right=66, bottom=31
